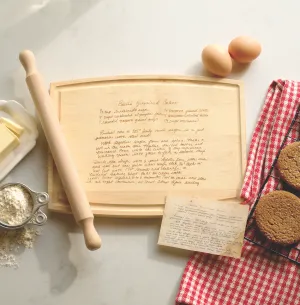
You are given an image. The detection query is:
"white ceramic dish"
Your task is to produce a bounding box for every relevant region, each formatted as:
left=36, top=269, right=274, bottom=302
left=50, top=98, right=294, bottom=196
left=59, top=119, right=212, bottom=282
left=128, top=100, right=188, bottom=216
left=0, top=100, right=38, bottom=181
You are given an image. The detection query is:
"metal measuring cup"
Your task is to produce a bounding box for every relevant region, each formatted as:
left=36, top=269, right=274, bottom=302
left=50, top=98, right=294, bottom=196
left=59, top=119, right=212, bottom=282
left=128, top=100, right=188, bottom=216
left=0, top=183, right=49, bottom=230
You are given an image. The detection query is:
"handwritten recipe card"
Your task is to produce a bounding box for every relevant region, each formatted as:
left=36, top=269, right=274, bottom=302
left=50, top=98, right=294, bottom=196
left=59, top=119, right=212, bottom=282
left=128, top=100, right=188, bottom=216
left=158, top=197, right=249, bottom=258
left=55, top=79, right=245, bottom=208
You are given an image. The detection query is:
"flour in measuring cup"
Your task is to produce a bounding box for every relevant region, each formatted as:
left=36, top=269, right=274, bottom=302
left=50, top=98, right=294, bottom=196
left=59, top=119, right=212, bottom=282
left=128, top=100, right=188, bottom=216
left=0, top=186, right=33, bottom=225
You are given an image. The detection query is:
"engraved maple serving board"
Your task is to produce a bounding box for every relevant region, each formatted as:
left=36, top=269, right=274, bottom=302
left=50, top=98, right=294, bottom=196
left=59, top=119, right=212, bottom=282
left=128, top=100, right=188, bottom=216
left=48, top=75, right=246, bottom=217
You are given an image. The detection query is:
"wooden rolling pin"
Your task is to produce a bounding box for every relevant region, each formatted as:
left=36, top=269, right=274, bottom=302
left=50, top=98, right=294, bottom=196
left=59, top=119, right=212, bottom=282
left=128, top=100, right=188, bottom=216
left=19, top=50, right=101, bottom=251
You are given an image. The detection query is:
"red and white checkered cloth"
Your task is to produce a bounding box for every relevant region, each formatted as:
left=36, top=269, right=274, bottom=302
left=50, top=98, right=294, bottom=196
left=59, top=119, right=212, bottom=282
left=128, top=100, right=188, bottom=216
left=176, top=80, right=300, bottom=305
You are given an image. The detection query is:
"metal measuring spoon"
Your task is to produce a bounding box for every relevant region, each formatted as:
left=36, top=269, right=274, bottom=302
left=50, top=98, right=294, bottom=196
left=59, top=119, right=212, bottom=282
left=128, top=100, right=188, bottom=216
left=0, top=183, right=49, bottom=230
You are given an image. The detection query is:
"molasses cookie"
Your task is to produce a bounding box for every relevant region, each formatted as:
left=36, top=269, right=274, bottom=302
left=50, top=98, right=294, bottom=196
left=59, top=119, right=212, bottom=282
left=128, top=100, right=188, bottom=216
left=255, top=190, right=300, bottom=245
left=277, top=142, right=300, bottom=190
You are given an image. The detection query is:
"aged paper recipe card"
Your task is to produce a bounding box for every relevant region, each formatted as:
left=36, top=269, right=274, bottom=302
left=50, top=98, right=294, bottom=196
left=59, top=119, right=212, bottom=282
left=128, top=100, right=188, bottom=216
left=158, top=197, right=249, bottom=258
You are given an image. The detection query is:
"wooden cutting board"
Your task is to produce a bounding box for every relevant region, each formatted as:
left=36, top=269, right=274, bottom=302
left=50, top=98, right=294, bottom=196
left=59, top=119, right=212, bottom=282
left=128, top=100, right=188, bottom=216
left=48, top=75, right=246, bottom=217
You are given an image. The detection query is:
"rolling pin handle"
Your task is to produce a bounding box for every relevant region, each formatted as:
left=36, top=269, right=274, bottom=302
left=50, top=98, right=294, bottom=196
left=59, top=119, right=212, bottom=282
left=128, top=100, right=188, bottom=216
left=19, top=50, right=37, bottom=77
left=79, top=218, right=102, bottom=250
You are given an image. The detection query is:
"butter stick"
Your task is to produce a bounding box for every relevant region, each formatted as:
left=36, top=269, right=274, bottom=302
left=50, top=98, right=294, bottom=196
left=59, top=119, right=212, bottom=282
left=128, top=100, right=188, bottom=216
left=0, top=123, right=20, bottom=161
left=0, top=117, right=24, bottom=137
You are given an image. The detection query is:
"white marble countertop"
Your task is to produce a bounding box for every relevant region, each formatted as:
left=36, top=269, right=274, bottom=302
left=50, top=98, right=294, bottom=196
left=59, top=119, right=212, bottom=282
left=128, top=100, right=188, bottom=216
left=1, top=1, right=300, bottom=304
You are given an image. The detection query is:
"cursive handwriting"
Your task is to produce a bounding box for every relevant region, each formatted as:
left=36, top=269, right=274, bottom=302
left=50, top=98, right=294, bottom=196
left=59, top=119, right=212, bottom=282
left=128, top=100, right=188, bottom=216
left=158, top=198, right=249, bottom=258
left=99, top=100, right=208, bottom=125
left=87, top=128, right=207, bottom=185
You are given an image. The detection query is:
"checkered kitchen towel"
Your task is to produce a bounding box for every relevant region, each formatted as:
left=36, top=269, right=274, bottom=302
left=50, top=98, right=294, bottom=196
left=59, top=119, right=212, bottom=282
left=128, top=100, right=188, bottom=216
left=176, top=80, right=300, bottom=305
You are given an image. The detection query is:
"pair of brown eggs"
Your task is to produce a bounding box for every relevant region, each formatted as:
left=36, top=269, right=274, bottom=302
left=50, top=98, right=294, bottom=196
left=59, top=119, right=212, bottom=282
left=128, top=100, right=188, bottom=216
left=202, top=36, right=261, bottom=77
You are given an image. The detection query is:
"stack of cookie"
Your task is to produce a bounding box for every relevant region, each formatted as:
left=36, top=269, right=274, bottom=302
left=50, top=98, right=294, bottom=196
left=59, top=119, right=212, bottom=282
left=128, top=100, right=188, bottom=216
left=255, top=142, right=300, bottom=245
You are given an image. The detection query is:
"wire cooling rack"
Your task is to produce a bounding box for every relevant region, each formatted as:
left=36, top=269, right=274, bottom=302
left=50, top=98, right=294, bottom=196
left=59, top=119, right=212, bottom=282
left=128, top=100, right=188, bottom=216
left=244, top=105, right=300, bottom=265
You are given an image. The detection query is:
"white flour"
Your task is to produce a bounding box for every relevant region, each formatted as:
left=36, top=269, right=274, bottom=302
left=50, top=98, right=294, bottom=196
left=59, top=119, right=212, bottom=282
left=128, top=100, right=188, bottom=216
left=0, top=185, right=40, bottom=268
left=0, top=186, right=33, bottom=225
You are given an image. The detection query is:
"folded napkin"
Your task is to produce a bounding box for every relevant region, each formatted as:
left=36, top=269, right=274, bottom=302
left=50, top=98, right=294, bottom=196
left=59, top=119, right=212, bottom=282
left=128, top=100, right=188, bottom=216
left=176, top=80, right=300, bottom=305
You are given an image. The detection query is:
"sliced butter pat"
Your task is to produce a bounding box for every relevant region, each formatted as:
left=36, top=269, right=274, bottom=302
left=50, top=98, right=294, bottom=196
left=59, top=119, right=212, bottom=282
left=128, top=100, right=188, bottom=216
left=0, top=117, right=24, bottom=137
left=0, top=123, right=20, bottom=161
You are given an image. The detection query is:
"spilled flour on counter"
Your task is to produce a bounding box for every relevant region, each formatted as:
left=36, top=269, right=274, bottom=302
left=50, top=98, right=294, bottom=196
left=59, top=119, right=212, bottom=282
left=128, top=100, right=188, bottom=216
left=0, top=227, right=40, bottom=268
left=0, top=185, right=41, bottom=268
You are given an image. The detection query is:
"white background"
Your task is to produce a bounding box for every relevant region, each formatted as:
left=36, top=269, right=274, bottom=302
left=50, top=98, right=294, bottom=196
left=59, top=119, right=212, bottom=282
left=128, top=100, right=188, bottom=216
left=1, top=1, right=300, bottom=304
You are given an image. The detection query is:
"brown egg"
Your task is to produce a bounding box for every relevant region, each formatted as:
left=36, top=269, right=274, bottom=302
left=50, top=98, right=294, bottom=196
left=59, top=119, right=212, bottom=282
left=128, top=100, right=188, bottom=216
left=201, top=45, right=232, bottom=77
left=229, top=36, right=261, bottom=63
